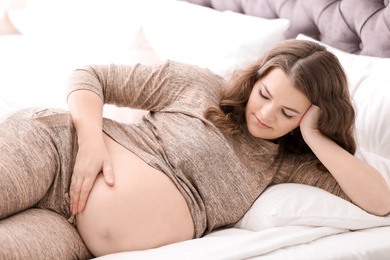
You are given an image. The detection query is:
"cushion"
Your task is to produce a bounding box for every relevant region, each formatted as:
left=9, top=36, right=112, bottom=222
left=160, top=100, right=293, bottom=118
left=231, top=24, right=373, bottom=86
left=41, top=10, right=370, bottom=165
left=186, top=0, right=390, bottom=58
left=1, top=0, right=160, bottom=123
left=234, top=183, right=390, bottom=232
left=8, top=0, right=145, bottom=46
left=141, top=0, right=290, bottom=76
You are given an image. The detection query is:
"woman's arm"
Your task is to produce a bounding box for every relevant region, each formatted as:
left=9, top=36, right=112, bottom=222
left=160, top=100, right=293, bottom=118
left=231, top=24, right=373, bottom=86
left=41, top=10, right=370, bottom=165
left=68, top=90, right=114, bottom=215
left=301, top=105, right=390, bottom=216
left=65, top=61, right=222, bottom=214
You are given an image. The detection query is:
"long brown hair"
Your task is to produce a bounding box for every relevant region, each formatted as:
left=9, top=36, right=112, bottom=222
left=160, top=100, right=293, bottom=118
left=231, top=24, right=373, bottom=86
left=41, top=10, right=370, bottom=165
left=204, top=39, right=356, bottom=157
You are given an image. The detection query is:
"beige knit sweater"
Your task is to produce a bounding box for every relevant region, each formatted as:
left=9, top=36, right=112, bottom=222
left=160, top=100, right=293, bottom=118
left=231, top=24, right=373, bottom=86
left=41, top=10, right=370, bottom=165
left=67, top=60, right=349, bottom=238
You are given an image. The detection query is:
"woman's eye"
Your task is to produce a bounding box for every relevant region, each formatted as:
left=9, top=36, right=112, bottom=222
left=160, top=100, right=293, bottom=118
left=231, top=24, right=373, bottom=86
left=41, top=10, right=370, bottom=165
left=282, top=110, right=293, bottom=119
left=259, top=90, right=269, bottom=100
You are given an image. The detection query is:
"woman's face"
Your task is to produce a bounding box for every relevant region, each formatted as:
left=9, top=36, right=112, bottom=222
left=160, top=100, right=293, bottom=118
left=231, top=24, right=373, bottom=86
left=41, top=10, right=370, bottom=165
left=245, top=68, right=311, bottom=140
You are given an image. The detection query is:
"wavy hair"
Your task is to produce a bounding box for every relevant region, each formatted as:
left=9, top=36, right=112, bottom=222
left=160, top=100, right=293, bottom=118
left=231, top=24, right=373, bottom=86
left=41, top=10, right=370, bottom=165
left=204, top=39, right=356, bottom=158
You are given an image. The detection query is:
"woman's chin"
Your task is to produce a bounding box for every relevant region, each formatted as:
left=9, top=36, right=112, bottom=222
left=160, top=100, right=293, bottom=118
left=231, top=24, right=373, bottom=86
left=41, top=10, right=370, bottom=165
left=247, top=124, right=274, bottom=139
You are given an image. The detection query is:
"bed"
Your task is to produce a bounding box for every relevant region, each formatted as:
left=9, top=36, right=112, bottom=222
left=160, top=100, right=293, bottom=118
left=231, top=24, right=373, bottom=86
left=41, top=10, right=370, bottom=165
left=1, top=0, right=390, bottom=259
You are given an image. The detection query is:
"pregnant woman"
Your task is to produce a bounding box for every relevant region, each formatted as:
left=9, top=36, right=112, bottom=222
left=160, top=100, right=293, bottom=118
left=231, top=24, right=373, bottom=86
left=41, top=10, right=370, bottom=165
left=1, top=39, right=389, bottom=259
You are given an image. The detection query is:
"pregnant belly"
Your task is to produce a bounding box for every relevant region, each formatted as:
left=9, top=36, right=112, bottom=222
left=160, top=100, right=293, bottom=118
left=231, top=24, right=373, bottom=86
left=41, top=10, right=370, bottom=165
left=76, top=134, right=194, bottom=257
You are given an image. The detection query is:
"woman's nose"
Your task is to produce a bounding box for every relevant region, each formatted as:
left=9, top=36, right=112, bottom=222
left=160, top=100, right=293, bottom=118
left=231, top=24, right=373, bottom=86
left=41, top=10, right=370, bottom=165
left=261, top=104, right=276, bottom=121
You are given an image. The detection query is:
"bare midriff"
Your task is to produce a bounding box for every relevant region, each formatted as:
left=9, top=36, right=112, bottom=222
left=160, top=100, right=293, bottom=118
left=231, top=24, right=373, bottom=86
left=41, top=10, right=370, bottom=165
left=76, top=134, right=194, bottom=257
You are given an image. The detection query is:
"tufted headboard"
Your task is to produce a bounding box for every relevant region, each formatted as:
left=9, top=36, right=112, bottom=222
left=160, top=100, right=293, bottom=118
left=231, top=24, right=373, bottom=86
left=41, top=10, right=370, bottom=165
left=186, top=0, right=390, bottom=58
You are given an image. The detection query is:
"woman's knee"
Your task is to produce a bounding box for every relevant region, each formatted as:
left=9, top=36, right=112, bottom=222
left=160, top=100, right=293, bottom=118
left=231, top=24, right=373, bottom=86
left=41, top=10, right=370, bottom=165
left=0, top=208, right=93, bottom=259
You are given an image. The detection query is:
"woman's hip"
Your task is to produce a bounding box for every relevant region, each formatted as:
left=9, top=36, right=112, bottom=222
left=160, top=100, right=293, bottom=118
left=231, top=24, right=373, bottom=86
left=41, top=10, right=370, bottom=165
left=0, top=107, right=78, bottom=220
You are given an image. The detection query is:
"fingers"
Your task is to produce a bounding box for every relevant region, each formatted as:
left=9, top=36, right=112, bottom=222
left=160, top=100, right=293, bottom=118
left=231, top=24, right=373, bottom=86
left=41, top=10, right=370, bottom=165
left=70, top=161, right=114, bottom=215
left=103, top=161, right=115, bottom=186
left=70, top=176, right=79, bottom=215
left=78, top=176, right=95, bottom=213
left=69, top=147, right=114, bottom=215
left=300, top=105, right=322, bottom=140
left=70, top=174, right=96, bottom=215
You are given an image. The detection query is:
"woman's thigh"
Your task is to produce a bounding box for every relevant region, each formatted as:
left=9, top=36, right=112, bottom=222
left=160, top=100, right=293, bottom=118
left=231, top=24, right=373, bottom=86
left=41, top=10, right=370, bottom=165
left=0, top=108, right=77, bottom=220
left=0, top=208, right=92, bottom=259
left=76, top=134, right=195, bottom=257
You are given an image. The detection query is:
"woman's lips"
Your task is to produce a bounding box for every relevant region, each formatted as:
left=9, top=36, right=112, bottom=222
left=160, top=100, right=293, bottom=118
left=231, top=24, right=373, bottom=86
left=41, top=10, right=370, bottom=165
left=254, top=115, right=271, bottom=129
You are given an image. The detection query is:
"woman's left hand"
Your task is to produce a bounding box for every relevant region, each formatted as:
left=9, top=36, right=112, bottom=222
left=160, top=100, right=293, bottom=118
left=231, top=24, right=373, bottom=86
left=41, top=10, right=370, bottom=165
left=300, top=105, right=321, bottom=137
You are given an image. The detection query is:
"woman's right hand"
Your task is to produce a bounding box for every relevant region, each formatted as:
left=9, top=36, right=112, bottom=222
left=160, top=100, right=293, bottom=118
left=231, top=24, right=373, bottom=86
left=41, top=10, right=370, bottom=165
left=67, top=89, right=111, bottom=215
left=70, top=138, right=114, bottom=215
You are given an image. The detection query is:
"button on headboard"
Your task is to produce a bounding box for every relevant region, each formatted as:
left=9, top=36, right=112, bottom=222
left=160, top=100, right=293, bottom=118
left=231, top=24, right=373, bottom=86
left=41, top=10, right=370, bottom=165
left=186, top=0, right=390, bottom=58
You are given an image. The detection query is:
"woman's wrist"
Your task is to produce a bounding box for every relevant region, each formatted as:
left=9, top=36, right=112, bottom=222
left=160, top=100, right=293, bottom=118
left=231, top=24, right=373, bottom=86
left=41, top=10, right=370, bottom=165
left=75, top=127, right=104, bottom=146
left=301, top=127, right=323, bottom=146
left=68, top=89, right=104, bottom=145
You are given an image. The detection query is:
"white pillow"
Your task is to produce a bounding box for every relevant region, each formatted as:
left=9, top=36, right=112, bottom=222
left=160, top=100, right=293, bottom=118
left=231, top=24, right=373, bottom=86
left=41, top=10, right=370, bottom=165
left=3, top=0, right=162, bottom=123
left=234, top=183, right=390, bottom=232
left=141, top=0, right=290, bottom=76
left=8, top=0, right=149, bottom=50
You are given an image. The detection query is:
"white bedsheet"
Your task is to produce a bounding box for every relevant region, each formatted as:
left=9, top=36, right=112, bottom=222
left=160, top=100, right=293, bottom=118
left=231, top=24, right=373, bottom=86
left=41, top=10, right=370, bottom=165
left=96, top=226, right=346, bottom=260
left=96, top=226, right=390, bottom=260
left=262, top=227, right=390, bottom=260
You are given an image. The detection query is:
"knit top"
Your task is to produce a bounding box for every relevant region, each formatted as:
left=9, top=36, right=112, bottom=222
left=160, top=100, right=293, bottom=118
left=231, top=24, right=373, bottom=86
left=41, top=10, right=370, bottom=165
left=67, top=60, right=349, bottom=238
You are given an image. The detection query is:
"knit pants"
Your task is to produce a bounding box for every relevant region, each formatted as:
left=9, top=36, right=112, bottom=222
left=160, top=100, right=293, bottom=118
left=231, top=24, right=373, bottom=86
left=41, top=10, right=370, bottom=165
left=0, top=108, right=92, bottom=259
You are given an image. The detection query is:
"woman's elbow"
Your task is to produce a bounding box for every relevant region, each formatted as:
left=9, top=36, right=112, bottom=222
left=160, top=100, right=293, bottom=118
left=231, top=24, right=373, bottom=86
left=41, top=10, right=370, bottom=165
left=369, top=193, right=390, bottom=217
